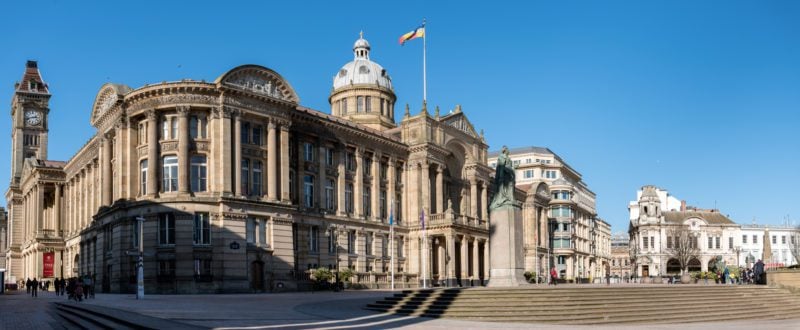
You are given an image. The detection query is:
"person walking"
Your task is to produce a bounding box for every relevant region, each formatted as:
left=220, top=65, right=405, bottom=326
left=550, top=266, right=558, bottom=286
left=605, top=263, right=611, bottom=286
left=723, top=266, right=730, bottom=284
left=754, top=259, right=765, bottom=285
left=25, top=278, right=31, bottom=294
left=31, top=278, right=38, bottom=297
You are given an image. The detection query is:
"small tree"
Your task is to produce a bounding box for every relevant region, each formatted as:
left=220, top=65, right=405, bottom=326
left=666, top=226, right=700, bottom=275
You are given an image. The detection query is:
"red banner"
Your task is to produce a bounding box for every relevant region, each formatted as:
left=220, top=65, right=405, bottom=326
left=43, top=252, right=54, bottom=278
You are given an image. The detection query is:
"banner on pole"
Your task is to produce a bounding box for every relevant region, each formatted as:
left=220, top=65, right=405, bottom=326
left=43, top=252, right=55, bottom=278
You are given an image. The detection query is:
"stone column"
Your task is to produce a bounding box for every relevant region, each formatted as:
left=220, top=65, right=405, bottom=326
left=481, top=181, right=489, bottom=220
left=438, top=238, right=446, bottom=283
left=435, top=165, right=444, bottom=213
left=37, top=185, right=44, bottom=233
left=318, top=141, right=326, bottom=210
left=266, top=119, right=278, bottom=201
left=447, top=233, right=456, bottom=286
left=101, top=134, right=112, bottom=205
left=114, top=120, right=126, bottom=200
left=472, top=238, right=480, bottom=283
left=470, top=179, right=479, bottom=219
left=54, top=183, right=61, bottom=235
left=336, top=146, right=346, bottom=216
left=279, top=125, right=290, bottom=202
left=296, top=140, right=305, bottom=207
left=217, top=107, right=234, bottom=195
left=421, top=163, right=431, bottom=215
left=234, top=111, right=242, bottom=196
left=460, top=235, right=469, bottom=281
left=354, top=148, right=363, bottom=218
left=177, top=106, right=190, bottom=194
left=146, top=110, right=159, bottom=197
left=371, top=152, right=380, bottom=221
left=387, top=157, right=396, bottom=221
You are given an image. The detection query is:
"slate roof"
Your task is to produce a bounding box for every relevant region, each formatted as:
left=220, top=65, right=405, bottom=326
left=664, top=211, right=735, bottom=225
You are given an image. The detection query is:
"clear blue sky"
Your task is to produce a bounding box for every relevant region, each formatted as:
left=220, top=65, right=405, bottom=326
left=1, top=0, right=799, bottom=232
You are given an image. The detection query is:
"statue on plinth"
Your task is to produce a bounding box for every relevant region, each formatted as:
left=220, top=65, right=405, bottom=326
left=487, top=145, right=526, bottom=287
left=490, top=146, right=516, bottom=211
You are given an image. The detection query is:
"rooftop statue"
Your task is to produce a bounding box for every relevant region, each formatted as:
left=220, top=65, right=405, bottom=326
left=489, top=145, right=516, bottom=211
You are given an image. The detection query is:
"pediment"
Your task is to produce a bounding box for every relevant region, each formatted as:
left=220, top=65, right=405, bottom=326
left=216, top=65, right=299, bottom=104
left=91, top=83, right=131, bottom=127
left=441, top=111, right=478, bottom=138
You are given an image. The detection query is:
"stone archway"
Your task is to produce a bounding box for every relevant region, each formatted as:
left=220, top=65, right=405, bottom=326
left=443, top=142, right=467, bottom=214
left=688, top=258, right=701, bottom=272
left=666, top=258, right=681, bottom=274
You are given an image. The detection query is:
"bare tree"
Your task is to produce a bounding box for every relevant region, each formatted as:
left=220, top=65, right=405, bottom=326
left=666, top=226, right=700, bottom=275
left=789, top=228, right=800, bottom=267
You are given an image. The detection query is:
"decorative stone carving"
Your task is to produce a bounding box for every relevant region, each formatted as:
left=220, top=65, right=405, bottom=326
left=161, top=141, right=178, bottom=152
left=176, top=105, right=191, bottom=116
left=128, top=94, right=218, bottom=113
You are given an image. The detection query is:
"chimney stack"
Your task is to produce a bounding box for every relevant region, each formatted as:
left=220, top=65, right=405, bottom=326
left=680, top=200, right=686, bottom=212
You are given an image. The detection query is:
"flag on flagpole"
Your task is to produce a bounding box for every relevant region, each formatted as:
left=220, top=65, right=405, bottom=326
left=399, top=24, right=425, bottom=45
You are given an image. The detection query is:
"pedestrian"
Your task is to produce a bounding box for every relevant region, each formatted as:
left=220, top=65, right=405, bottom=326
left=723, top=266, right=730, bottom=284
left=74, top=279, right=83, bottom=302
left=25, top=278, right=31, bottom=294
left=550, top=266, right=558, bottom=286
left=605, top=264, right=611, bottom=286
left=754, top=259, right=765, bottom=285
left=31, top=278, right=38, bottom=297
left=83, top=275, right=92, bottom=299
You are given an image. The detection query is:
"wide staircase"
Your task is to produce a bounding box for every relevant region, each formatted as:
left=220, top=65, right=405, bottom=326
left=365, top=285, right=800, bottom=325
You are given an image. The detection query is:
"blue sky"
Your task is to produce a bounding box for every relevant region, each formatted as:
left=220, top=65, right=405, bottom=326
left=1, top=0, right=798, bottom=232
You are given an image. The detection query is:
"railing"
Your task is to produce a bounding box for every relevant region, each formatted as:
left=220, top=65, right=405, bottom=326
left=419, top=211, right=488, bottom=230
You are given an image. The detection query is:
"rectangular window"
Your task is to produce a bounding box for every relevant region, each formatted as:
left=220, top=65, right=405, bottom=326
left=772, top=235, right=776, bottom=244
left=171, top=118, right=178, bottom=140
left=346, top=152, right=356, bottom=171
left=380, top=190, right=387, bottom=220
left=190, top=155, right=207, bottom=192
left=782, top=235, right=786, bottom=244
left=382, top=235, right=388, bottom=257
left=729, top=236, right=734, bottom=249
left=194, top=259, right=212, bottom=280
left=650, top=236, right=654, bottom=249
left=325, top=179, right=335, bottom=210
left=194, top=212, right=210, bottom=245
left=743, top=235, right=747, bottom=244
left=365, top=234, right=373, bottom=255
left=241, top=159, right=250, bottom=195
left=345, top=183, right=354, bottom=213
left=715, top=236, right=720, bottom=249
left=397, top=236, right=404, bottom=258
left=357, top=96, right=364, bottom=112
left=545, top=170, right=557, bottom=179
left=304, top=175, right=315, bottom=208
left=252, top=125, right=262, bottom=146
left=363, top=188, right=371, bottom=217
left=309, top=226, right=319, bottom=253
left=363, top=158, right=372, bottom=177
left=252, top=161, right=263, bottom=196
left=162, top=118, right=169, bottom=140
left=328, top=231, right=337, bottom=254
left=260, top=218, right=268, bottom=247
left=241, top=122, right=250, bottom=144
left=524, top=170, right=534, bottom=179
left=643, top=237, right=649, bottom=250
left=380, top=98, right=385, bottom=115
left=365, top=96, right=372, bottom=112
left=708, top=237, right=713, bottom=249
left=190, top=116, right=198, bottom=139
left=341, top=98, right=348, bottom=114
left=753, top=235, right=758, bottom=244
left=347, top=231, right=356, bottom=254
left=159, top=213, right=175, bottom=245
left=325, top=147, right=334, bottom=166
left=140, top=159, right=148, bottom=195
left=162, top=156, right=178, bottom=192
left=667, top=236, right=673, bottom=249
left=246, top=218, right=255, bottom=244
left=304, top=142, right=314, bottom=162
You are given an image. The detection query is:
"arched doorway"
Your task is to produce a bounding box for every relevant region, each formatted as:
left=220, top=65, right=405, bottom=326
left=688, top=258, right=701, bottom=272
left=251, top=261, right=265, bottom=292
left=666, top=258, right=681, bottom=274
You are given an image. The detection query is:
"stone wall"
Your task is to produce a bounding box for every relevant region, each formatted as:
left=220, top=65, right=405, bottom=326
left=767, top=269, right=800, bottom=292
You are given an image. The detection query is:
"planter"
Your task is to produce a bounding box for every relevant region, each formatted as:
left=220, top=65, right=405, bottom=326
left=680, top=274, right=691, bottom=284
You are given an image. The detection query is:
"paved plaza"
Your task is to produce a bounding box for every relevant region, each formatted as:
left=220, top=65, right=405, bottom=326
left=2, top=286, right=800, bottom=329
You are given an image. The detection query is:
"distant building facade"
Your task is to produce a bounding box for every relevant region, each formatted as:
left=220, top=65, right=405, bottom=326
left=609, top=232, right=632, bottom=280
left=488, top=146, right=609, bottom=281
left=3, top=35, right=501, bottom=292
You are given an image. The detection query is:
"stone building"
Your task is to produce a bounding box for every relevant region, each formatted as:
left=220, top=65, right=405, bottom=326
left=628, top=185, right=739, bottom=277
left=3, top=35, right=496, bottom=293
left=739, top=224, right=799, bottom=268
left=609, top=232, right=632, bottom=280
left=0, top=207, right=6, bottom=272
left=487, top=146, right=608, bottom=281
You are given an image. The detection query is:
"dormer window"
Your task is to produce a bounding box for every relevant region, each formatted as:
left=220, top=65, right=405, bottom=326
left=29, top=81, right=37, bottom=90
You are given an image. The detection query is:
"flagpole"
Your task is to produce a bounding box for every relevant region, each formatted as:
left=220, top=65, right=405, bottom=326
left=422, top=18, right=427, bottom=103
left=390, top=198, right=395, bottom=291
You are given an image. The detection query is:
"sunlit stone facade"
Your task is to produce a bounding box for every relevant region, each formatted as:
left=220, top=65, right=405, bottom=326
left=3, top=36, right=495, bottom=293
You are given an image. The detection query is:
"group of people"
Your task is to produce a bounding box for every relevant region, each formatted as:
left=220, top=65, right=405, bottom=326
left=740, top=259, right=767, bottom=285
left=22, top=275, right=95, bottom=301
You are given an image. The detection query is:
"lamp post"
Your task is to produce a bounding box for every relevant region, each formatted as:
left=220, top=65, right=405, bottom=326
left=548, top=218, right=557, bottom=283
left=135, top=216, right=145, bottom=300
left=328, top=225, right=340, bottom=291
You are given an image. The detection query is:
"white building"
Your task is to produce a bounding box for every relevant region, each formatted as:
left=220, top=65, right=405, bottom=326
left=739, top=224, right=799, bottom=268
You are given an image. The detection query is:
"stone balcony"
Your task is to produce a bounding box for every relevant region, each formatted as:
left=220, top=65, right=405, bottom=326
left=423, top=210, right=488, bottom=231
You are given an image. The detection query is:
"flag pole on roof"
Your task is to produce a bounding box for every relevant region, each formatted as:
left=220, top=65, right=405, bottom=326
left=399, top=19, right=427, bottom=103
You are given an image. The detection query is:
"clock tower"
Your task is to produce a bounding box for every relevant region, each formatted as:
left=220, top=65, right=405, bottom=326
left=9, top=60, right=50, bottom=186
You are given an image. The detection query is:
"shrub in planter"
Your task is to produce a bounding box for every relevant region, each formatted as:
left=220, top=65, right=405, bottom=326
left=312, top=268, right=334, bottom=283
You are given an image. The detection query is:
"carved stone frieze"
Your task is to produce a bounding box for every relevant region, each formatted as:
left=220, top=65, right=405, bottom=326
left=160, top=141, right=178, bottom=152
left=128, top=94, right=218, bottom=113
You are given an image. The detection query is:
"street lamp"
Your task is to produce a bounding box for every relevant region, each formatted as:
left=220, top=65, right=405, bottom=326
left=548, top=218, right=557, bottom=283
left=328, top=225, right=340, bottom=291
left=135, top=216, right=145, bottom=300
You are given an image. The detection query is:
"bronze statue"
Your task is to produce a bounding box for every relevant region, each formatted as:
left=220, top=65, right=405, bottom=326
left=490, top=146, right=516, bottom=211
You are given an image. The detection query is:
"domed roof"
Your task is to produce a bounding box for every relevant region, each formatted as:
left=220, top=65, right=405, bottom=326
left=333, top=33, right=393, bottom=91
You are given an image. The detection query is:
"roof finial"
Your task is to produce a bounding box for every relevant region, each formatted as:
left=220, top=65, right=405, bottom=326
left=404, top=103, right=410, bottom=118
left=421, top=100, right=428, bottom=115
left=434, top=105, right=440, bottom=119
left=359, top=30, right=364, bottom=39
left=455, top=104, right=462, bottom=113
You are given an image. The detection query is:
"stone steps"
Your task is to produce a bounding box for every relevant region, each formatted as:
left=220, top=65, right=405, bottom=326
left=366, top=286, right=800, bottom=324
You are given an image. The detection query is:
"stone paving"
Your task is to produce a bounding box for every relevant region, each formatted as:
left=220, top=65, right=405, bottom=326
left=3, top=286, right=800, bottom=329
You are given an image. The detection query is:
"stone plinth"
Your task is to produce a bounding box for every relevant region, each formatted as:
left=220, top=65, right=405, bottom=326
left=488, top=205, right=526, bottom=287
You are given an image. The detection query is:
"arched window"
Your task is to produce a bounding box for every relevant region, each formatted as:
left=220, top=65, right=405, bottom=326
left=190, top=155, right=207, bottom=192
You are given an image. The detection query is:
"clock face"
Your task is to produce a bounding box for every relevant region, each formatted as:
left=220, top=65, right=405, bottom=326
left=25, top=111, right=42, bottom=126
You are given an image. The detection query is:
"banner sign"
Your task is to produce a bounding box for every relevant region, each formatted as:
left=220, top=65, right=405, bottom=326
left=43, top=252, right=55, bottom=278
